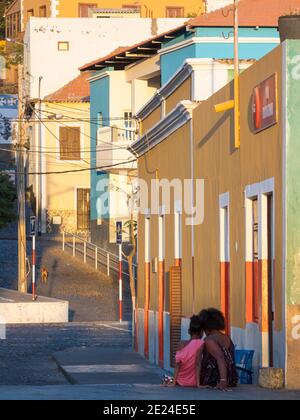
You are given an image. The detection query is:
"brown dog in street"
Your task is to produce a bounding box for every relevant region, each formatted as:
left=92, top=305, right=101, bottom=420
left=41, top=267, right=49, bottom=284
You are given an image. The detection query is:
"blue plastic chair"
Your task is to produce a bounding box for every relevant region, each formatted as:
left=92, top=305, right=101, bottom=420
left=235, top=349, right=255, bottom=385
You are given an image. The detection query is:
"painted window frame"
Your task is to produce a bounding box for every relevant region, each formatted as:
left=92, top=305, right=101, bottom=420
left=27, top=9, right=34, bottom=19
left=78, top=3, right=98, bottom=18
left=39, top=5, right=47, bottom=17
left=58, top=42, right=70, bottom=52
left=174, top=200, right=182, bottom=265
left=56, top=122, right=85, bottom=163
left=219, top=192, right=230, bottom=333
left=159, top=206, right=166, bottom=263
left=145, top=211, right=151, bottom=264
left=245, top=178, right=275, bottom=324
left=165, top=6, right=185, bottom=18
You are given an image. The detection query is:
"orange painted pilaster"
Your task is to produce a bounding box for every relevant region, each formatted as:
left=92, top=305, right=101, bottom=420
left=175, top=258, right=182, bottom=267
left=245, top=261, right=254, bottom=323
left=220, top=261, right=230, bottom=335
left=246, top=260, right=260, bottom=324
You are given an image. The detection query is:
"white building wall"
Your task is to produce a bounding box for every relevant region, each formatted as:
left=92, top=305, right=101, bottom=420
left=23, top=17, right=186, bottom=99
left=50, top=0, right=59, bottom=18
left=206, top=0, right=234, bottom=12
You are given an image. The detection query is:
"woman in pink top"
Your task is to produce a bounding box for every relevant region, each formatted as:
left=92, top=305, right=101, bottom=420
left=173, top=316, right=205, bottom=388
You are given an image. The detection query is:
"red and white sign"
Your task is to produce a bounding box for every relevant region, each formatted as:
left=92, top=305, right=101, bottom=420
left=252, top=74, right=278, bottom=133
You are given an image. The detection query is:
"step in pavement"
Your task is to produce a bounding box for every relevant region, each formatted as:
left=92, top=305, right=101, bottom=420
left=53, top=347, right=164, bottom=385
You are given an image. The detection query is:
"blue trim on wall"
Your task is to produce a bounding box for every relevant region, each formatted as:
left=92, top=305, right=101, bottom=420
left=194, top=27, right=279, bottom=38
left=90, top=74, right=110, bottom=222
left=161, top=27, right=280, bottom=84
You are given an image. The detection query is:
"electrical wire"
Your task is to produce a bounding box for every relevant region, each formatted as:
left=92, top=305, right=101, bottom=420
left=38, top=107, right=137, bottom=135
left=30, top=109, right=91, bottom=166
left=3, top=158, right=137, bottom=176
left=41, top=101, right=137, bottom=121
left=30, top=105, right=136, bottom=153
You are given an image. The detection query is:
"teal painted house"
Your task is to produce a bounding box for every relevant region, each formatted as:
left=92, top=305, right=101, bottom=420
left=89, top=71, right=111, bottom=249
left=158, top=0, right=300, bottom=84
left=84, top=0, right=299, bottom=249
left=160, top=26, right=280, bottom=84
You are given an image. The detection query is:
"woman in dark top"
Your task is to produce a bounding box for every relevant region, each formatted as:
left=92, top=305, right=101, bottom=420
left=198, top=308, right=238, bottom=391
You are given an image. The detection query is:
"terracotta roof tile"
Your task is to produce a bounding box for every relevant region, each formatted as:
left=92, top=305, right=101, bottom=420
left=79, top=25, right=186, bottom=71
left=44, top=71, right=94, bottom=102
left=79, top=46, right=131, bottom=71
left=188, top=0, right=300, bottom=27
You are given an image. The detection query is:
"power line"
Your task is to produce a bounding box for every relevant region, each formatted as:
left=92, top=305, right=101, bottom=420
left=33, top=107, right=136, bottom=153
left=0, top=145, right=136, bottom=161
left=40, top=107, right=135, bottom=121
left=40, top=101, right=137, bottom=121
left=4, top=158, right=137, bottom=175
left=30, top=108, right=91, bottom=166
left=38, top=108, right=138, bottom=135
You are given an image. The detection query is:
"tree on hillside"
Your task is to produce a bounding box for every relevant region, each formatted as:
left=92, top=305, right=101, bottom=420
left=0, top=1, right=13, bottom=39
left=0, top=172, right=17, bottom=229
left=0, top=42, right=23, bottom=68
left=0, top=1, right=23, bottom=73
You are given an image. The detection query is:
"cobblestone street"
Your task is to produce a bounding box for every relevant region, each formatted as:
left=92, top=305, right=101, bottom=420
left=0, top=219, right=133, bottom=388
left=0, top=219, right=133, bottom=387
left=0, top=235, right=131, bottom=322
left=0, top=323, right=131, bottom=385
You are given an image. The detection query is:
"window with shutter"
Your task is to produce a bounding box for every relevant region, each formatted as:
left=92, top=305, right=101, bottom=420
left=166, top=7, right=184, bottom=18
left=59, top=127, right=81, bottom=160
left=39, top=6, right=47, bottom=17
left=78, top=3, right=97, bottom=17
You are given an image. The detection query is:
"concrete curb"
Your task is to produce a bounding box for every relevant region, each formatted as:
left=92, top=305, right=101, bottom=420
left=52, top=354, right=77, bottom=385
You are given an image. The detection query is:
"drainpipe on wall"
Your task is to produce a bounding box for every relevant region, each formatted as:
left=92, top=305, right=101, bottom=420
left=190, top=118, right=195, bottom=315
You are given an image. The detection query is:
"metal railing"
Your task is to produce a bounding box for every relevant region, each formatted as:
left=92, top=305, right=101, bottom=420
left=62, top=231, right=137, bottom=279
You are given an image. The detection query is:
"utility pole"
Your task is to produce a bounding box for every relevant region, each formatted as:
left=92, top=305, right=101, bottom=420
left=214, top=0, right=240, bottom=149
left=37, top=76, right=43, bottom=236
left=233, top=0, right=240, bottom=148
left=17, top=64, right=27, bottom=293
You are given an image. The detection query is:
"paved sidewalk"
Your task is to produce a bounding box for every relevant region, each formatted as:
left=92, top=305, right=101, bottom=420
left=53, top=347, right=164, bottom=385
left=0, top=383, right=299, bottom=400
left=50, top=346, right=300, bottom=400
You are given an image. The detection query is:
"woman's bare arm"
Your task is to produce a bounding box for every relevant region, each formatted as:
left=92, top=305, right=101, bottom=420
left=195, top=346, right=203, bottom=388
left=172, top=363, right=181, bottom=387
left=205, top=339, right=228, bottom=390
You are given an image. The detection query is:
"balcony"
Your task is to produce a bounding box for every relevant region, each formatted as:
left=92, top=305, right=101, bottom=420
left=96, top=126, right=137, bottom=170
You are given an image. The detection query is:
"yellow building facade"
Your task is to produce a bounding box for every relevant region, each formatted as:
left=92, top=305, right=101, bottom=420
left=56, top=0, right=205, bottom=18
left=28, top=72, right=92, bottom=235
left=21, top=0, right=205, bottom=28
left=132, top=43, right=300, bottom=389
left=6, top=0, right=205, bottom=39
left=42, top=101, right=91, bottom=234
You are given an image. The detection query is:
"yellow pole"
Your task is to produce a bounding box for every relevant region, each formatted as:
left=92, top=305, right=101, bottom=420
left=234, top=0, right=240, bottom=148
left=214, top=100, right=234, bottom=113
